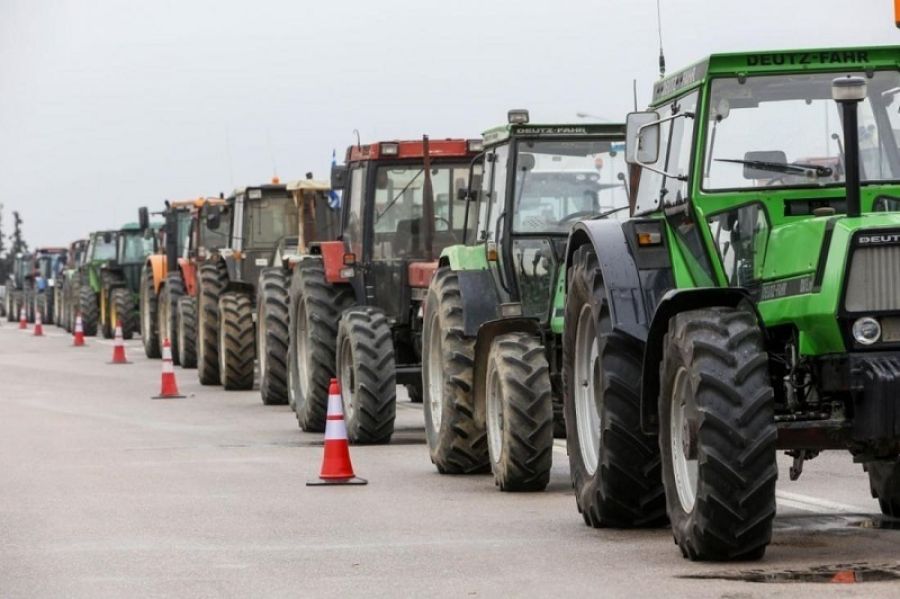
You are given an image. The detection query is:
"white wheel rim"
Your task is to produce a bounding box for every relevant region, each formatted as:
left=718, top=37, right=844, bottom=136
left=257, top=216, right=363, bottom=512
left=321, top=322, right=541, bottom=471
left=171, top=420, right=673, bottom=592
left=426, top=308, right=443, bottom=431
left=339, top=336, right=354, bottom=422
left=486, top=360, right=503, bottom=464
left=258, top=302, right=268, bottom=377
left=218, top=310, right=226, bottom=378
left=296, top=302, right=310, bottom=402
left=574, top=304, right=601, bottom=475
left=671, top=366, right=699, bottom=513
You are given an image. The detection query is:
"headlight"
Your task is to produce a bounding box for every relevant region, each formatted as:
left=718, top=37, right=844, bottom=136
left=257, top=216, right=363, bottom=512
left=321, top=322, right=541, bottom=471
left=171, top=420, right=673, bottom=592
left=852, top=316, right=881, bottom=345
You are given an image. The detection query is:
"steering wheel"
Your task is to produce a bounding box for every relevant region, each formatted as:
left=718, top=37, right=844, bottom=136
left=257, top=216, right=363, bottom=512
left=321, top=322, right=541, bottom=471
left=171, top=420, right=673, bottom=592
left=434, top=216, right=452, bottom=231
left=764, top=176, right=785, bottom=187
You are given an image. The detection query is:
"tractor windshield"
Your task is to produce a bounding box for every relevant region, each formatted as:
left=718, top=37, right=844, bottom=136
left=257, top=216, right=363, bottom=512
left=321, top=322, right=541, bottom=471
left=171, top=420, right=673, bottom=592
left=512, top=139, right=629, bottom=233
left=120, top=232, right=154, bottom=263
left=703, top=70, right=900, bottom=191
left=372, top=163, right=470, bottom=259
left=92, top=236, right=117, bottom=261
left=244, top=195, right=298, bottom=249
left=175, top=210, right=192, bottom=256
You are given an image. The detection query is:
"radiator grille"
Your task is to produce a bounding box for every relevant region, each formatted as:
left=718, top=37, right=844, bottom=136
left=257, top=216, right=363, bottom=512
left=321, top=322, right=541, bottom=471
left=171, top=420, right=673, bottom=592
left=845, top=245, right=900, bottom=311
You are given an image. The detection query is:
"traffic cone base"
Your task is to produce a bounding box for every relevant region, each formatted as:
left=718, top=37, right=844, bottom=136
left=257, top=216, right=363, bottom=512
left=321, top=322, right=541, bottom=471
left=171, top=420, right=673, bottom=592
left=307, top=378, right=367, bottom=486
left=18, top=308, right=27, bottom=330
left=153, top=339, right=185, bottom=399
left=33, top=311, right=44, bottom=336
left=108, top=319, right=131, bottom=364
left=73, top=313, right=86, bottom=347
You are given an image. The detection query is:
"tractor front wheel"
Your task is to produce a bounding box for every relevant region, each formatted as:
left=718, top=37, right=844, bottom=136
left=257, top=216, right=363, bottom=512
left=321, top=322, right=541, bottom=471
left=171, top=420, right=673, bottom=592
left=218, top=291, right=255, bottom=390
left=158, top=274, right=185, bottom=364
left=140, top=265, right=161, bottom=358
left=197, top=262, right=227, bottom=385
left=866, top=459, right=900, bottom=517
left=485, top=332, right=553, bottom=492
left=111, top=288, right=136, bottom=340
left=78, top=286, right=99, bottom=336
left=336, top=307, right=396, bottom=444
left=422, top=267, right=489, bottom=474
left=258, top=268, right=290, bottom=405
left=659, top=307, right=777, bottom=561
left=176, top=296, right=197, bottom=369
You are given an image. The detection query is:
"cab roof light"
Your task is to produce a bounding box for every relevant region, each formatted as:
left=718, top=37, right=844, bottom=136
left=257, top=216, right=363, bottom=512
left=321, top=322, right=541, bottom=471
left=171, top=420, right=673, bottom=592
left=507, top=109, right=529, bottom=124
left=467, top=139, right=484, bottom=153
left=380, top=142, right=399, bottom=156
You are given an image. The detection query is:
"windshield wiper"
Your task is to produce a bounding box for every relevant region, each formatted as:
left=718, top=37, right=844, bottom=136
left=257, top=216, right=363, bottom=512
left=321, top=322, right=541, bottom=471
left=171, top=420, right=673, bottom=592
left=715, top=158, right=833, bottom=178
left=377, top=169, right=424, bottom=220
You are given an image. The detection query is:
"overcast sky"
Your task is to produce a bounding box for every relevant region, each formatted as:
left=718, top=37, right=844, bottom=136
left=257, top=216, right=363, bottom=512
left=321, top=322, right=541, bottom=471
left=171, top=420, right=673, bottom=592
left=1, top=0, right=898, bottom=247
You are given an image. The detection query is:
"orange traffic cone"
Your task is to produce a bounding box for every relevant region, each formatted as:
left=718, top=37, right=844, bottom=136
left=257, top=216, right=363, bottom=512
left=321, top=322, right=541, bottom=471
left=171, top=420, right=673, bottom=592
left=108, top=319, right=130, bottom=364
left=33, top=310, right=44, bottom=336
left=18, top=307, right=27, bottom=330
left=73, top=313, right=86, bottom=347
left=152, top=339, right=185, bottom=399
left=307, top=378, right=367, bottom=486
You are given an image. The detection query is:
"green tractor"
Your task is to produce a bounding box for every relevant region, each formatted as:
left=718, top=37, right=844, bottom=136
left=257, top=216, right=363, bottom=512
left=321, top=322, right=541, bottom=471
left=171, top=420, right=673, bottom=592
left=5, top=253, right=32, bottom=322
left=562, top=45, right=900, bottom=561
left=58, top=239, right=89, bottom=331
left=421, top=114, right=629, bottom=489
left=73, top=230, right=119, bottom=336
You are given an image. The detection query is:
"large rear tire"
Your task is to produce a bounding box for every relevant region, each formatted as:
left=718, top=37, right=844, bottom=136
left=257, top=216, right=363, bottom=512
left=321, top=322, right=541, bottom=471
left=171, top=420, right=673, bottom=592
left=564, top=245, right=667, bottom=528
left=866, top=459, right=900, bottom=517
left=218, top=291, right=255, bottom=390
left=111, top=288, right=137, bottom=340
left=336, top=307, right=396, bottom=444
left=176, top=296, right=198, bottom=369
left=140, top=265, right=161, bottom=358
left=197, top=262, right=227, bottom=385
left=258, top=268, right=290, bottom=405
left=422, top=267, right=489, bottom=474
left=485, top=332, right=553, bottom=491
left=659, top=307, right=777, bottom=561
left=288, top=260, right=354, bottom=432
left=78, top=286, right=99, bottom=336
left=158, top=273, right=185, bottom=365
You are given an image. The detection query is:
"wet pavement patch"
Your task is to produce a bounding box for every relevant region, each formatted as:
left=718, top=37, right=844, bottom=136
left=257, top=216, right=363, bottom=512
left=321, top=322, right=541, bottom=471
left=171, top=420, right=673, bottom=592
left=683, top=562, right=900, bottom=584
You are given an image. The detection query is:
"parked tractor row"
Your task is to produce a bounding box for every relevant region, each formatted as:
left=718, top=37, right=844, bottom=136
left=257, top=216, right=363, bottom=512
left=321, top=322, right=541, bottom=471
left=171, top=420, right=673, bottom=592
left=43, top=44, right=900, bottom=564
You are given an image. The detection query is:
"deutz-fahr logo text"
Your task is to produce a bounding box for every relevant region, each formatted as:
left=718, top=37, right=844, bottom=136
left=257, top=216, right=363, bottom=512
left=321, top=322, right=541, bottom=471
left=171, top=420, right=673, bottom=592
left=858, top=233, right=900, bottom=245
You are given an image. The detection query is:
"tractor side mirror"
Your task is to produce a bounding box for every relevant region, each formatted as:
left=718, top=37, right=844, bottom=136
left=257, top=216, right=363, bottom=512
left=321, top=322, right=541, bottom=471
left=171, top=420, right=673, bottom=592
left=331, top=164, right=348, bottom=190
left=206, top=205, right=222, bottom=230
left=458, top=162, right=483, bottom=201
left=625, top=111, right=661, bottom=165
left=103, top=232, right=113, bottom=244
left=138, top=206, right=150, bottom=230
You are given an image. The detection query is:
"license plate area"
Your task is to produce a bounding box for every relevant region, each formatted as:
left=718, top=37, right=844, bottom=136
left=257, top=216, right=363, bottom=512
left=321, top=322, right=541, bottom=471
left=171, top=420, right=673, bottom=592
left=881, top=317, right=900, bottom=342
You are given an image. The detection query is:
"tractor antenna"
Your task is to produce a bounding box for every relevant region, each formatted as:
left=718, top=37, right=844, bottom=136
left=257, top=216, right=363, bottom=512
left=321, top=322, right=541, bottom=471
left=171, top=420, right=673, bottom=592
left=656, top=0, right=666, bottom=78
left=632, top=79, right=638, bottom=110
left=352, top=129, right=361, bottom=150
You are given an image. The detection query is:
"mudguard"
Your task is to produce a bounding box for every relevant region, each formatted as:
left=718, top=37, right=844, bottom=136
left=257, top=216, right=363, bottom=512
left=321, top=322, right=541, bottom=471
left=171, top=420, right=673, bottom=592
left=147, top=254, right=167, bottom=295
left=455, top=270, right=501, bottom=337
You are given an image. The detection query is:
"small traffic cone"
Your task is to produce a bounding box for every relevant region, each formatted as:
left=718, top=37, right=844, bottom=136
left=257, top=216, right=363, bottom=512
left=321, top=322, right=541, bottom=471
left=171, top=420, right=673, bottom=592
left=18, top=307, right=27, bottom=330
left=73, top=313, right=86, bottom=347
left=33, top=310, right=44, bottom=336
left=152, top=339, right=185, bottom=399
left=307, top=378, right=367, bottom=486
left=108, top=319, right=130, bottom=364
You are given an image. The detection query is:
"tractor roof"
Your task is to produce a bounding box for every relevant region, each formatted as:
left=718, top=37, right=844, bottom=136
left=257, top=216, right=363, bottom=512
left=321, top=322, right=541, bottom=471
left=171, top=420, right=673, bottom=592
left=345, top=139, right=481, bottom=163
left=482, top=122, right=626, bottom=146
left=169, top=197, right=226, bottom=210
left=651, top=45, right=900, bottom=105
left=34, top=247, right=67, bottom=254
left=287, top=179, right=330, bottom=192
left=228, top=181, right=288, bottom=199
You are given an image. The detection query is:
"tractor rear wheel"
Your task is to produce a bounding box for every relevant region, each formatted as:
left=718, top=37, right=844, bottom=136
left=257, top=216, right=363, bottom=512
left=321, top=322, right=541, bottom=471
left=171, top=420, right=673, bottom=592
left=140, top=265, right=161, bottom=358
left=111, top=288, right=136, bottom=340
left=78, top=286, right=99, bottom=336
left=336, top=307, right=396, bottom=444
left=158, top=273, right=185, bottom=365
left=176, top=296, right=198, bottom=369
left=5, top=292, right=15, bottom=322
left=422, top=267, right=489, bottom=474
left=485, top=332, right=553, bottom=492
left=218, top=291, right=255, bottom=390
left=24, top=290, right=35, bottom=323
left=564, top=245, right=667, bottom=528
left=197, top=262, right=228, bottom=385
left=866, top=459, right=900, bottom=517
left=258, top=268, right=290, bottom=405
left=288, top=260, right=354, bottom=432
left=659, top=307, right=776, bottom=561
left=36, top=294, right=49, bottom=325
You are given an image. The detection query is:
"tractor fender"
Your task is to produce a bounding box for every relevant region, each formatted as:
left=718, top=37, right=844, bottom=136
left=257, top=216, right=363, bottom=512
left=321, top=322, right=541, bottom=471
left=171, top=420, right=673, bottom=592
left=639, top=287, right=762, bottom=434
left=178, top=257, right=197, bottom=297
left=450, top=269, right=502, bottom=337
left=147, top=254, right=167, bottom=295
left=471, top=316, right=541, bottom=427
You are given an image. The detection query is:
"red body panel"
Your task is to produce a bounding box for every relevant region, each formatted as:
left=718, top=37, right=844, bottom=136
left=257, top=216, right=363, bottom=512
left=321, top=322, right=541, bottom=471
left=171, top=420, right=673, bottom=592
left=318, top=241, right=349, bottom=284
left=408, top=261, right=438, bottom=289
left=347, top=139, right=475, bottom=163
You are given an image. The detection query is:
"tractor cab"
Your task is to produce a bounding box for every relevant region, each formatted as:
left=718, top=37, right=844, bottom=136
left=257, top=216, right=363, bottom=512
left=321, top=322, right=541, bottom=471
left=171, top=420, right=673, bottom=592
left=287, top=178, right=340, bottom=259
left=219, top=181, right=297, bottom=289
left=32, top=248, right=67, bottom=291
left=329, top=137, right=482, bottom=325
left=115, top=223, right=158, bottom=291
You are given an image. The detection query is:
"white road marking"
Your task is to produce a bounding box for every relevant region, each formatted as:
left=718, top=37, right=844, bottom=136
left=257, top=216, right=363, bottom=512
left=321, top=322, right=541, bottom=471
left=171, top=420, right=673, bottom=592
left=775, top=490, right=872, bottom=514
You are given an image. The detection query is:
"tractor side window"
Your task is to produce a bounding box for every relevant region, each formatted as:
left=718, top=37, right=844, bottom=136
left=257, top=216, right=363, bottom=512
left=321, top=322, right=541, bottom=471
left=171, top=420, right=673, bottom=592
left=479, top=145, right=508, bottom=241
left=633, top=118, right=671, bottom=214
left=344, top=165, right=366, bottom=258
left=662, top=92, right=698, bottom=205
left=708, top=203, right=770, bottom=287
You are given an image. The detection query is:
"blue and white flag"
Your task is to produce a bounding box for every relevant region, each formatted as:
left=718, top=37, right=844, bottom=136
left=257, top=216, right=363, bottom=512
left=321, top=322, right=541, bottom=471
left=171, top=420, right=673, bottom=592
left=328, top=149, right=341, bottom=210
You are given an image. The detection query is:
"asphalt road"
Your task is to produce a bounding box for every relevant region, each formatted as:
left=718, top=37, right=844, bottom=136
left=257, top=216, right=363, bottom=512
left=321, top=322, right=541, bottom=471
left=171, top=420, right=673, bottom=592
left=1, top=323, right=899, bottom=598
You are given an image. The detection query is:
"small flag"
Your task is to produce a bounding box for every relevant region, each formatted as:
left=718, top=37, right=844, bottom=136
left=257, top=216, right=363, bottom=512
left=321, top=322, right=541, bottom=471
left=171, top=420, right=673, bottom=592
left=329, top=149, right=341, bottom=210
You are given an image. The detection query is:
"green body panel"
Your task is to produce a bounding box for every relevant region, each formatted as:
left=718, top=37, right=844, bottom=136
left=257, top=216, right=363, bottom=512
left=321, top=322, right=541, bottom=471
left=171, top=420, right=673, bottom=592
left=758, top=219, right=823, bottom=280
left=550, top=268, right=566, bottom=334
left=440, top=244, right=488, bottom=271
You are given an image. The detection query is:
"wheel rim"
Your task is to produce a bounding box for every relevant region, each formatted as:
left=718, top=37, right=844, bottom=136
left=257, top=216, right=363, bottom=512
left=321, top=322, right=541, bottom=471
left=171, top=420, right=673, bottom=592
left=574, top=304, right=602, bottom=475
left=295, top=302, right=310, bottom=402
left=339, top=336, right=354, bottom=422
left=142, top=285, right=152, bottom=337
left=671, top=366, right=699, bottom=513
left=258, top=302, right=268, bottom=378
left=110, top=299, right=118, bottom=331
left=426, top=308, right=443, bottom=431
left=218, top=312, right=227, bottom=378
left=485, top=361, right=503, bottom=464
